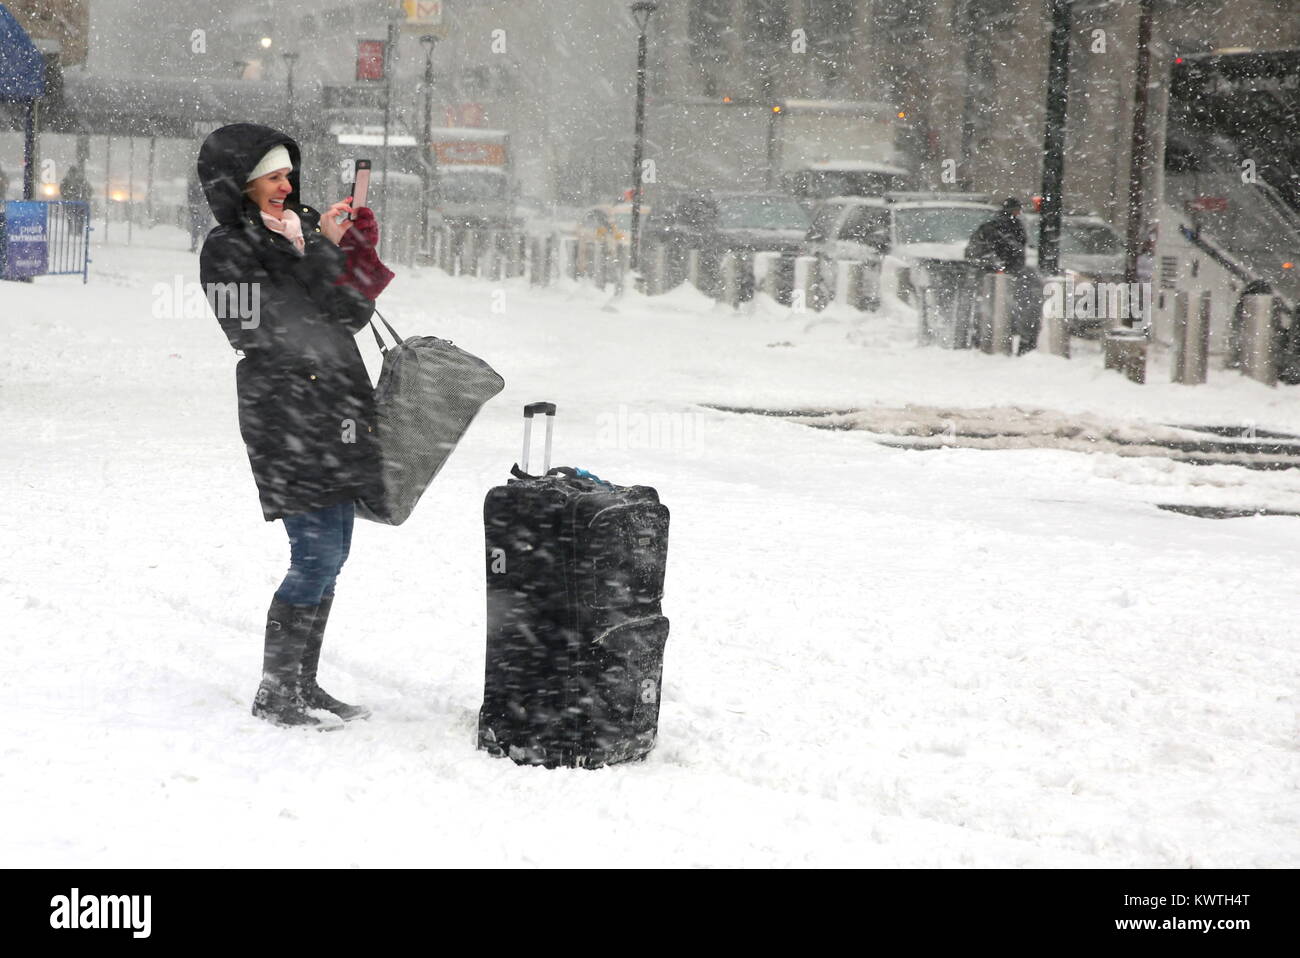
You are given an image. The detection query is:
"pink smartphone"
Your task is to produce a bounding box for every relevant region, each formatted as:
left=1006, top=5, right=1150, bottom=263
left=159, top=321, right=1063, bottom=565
left=337, top=159, right=371, bottom=225
left=350, top=159, right=371, bottom=220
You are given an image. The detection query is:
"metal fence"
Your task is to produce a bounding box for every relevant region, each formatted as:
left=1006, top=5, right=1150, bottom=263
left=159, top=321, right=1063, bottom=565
left=45, top=201, right=92, bottom=282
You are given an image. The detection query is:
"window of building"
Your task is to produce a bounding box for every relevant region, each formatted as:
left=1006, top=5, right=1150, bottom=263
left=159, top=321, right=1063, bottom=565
left=689, top=0, right=729, bottom=96
left=743, top=0, right=789, bottom=47
left=808, top=0, right=855, bottom=91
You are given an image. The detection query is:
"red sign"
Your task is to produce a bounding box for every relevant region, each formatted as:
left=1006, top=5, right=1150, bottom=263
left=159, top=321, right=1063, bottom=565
left=432, top=141, right=506, bottom=165
left=357, top=40, right=385, bottom=81
left=1186, top=196, right=1229, bottom=213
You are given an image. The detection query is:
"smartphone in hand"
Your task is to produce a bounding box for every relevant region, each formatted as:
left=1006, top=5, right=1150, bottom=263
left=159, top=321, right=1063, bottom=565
left=336, top=159, right=372, bottom=225
left=350, top=159, right=371, bottom=220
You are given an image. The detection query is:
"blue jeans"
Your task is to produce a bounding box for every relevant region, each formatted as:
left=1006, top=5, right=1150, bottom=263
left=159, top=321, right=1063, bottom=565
left=273, top=501, right=355, bottom=605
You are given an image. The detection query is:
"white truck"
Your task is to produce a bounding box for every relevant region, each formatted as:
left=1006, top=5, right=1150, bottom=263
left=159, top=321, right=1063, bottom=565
left=429, top=127, right=517, bottom=228
left=648, top=97, right=910, bottom=198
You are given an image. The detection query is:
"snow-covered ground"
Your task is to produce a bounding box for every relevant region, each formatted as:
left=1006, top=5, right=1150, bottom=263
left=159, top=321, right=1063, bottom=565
left=2, top=223, right=1298, bottom=867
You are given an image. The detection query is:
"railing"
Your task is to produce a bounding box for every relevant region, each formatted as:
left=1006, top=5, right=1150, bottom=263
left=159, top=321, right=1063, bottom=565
left=46, top=201, right=92, bottom=282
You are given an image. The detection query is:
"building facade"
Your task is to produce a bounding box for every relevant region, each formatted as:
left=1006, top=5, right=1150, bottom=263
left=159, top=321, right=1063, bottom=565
left=47, top=0, right=1300, bottom=216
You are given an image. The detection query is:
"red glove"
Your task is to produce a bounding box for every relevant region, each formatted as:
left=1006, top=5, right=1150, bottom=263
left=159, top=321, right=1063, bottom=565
left=335, top=207, right=395, bottom=301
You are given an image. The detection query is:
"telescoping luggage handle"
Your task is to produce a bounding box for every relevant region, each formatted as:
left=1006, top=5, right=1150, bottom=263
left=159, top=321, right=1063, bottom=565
left=520, top=402, right=556, bottom=475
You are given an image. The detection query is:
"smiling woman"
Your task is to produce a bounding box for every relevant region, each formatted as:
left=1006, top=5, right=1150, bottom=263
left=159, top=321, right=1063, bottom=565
left=246, top=167, right=291, bottom=218
left=196, top=122, right=395, bottom=730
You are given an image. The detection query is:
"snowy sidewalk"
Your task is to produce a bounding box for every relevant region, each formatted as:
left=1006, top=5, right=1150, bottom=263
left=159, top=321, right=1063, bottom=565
left=2, top=232, right=1298, bottom=866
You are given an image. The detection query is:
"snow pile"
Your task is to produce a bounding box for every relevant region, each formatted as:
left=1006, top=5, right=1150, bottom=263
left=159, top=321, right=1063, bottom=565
left=1, top=227, right=1298, bottom=866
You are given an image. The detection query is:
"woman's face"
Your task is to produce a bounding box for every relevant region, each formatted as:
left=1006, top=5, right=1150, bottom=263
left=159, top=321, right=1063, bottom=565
left=246, top=168, right=293, bottom=219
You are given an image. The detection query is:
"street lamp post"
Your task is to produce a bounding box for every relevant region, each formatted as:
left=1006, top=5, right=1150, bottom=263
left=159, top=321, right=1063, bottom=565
left=1123, top=0, right=1156, bottom=315
left=420, top=34, right=438, bottom=262
left=628, top=1, right=658, bottom=275
left=1037, top=0, right=1074, bottom=279
left=379, top=20, right=398, bottom=259
left=282, top=52, right=299, bottom=132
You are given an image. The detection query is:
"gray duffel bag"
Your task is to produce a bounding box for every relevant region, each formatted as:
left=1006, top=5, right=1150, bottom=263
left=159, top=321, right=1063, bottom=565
left=357, top=312, right=505, bottom=525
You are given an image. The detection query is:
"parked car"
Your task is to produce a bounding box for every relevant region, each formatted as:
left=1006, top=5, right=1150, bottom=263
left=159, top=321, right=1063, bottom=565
left=803, top=193, right=997, bottom=312
left=1023, top=212, right=1126, bottom=335
left=574, top=202, right=650, bottom=273
left=784, top=160, right=913, bottom=209
left=641, top=188, right=810, bottom=299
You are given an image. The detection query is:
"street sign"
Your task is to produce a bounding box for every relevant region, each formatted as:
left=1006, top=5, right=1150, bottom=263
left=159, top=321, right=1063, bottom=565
left=325, top=85, right=389, bottom=110
left=399, top=0, right=448, bottom=36
left=432, top=140, right=506, bottom=165
left=402, top=0, right=442, bottom=24
left=2, top=201, right=49, bottom=279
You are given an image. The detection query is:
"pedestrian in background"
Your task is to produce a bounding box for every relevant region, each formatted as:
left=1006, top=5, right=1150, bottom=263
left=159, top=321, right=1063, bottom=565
left=966, top=197, right=1041, bottom=354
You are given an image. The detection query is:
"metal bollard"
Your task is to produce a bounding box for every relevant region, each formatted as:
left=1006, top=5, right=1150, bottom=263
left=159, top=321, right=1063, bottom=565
left=493, top=231, right=506, bottom=281
left=468, top=230, right=483, bottom=277
left=506, top=233, right=521, bottom=279
left=720, top=252, right=742, bottom=308
left=646, top=243, right=669, bottom=295
left=918, top=287, right=936, bottom=346
left=1103, top=327, right=1148, bottom=383
left=834, top=260, right=851, bottom=309
left=978, top=272, right=1013, bottom=355
left=613, top=244, right=629, bottom=296
left=441, top=228, right=454, bottom=274
left=495, top=231, right=508, bottom=281
left=1041, top=275, right=1071, bottom=358
left=835, top=260, right=868, bottom=311
left=459, top=229, right=471, bottom=277
left=792, top=255, right=818, bottom=311
left=477, top=231, right=493, bottom=279
left=1240, top=293, right=1278, bottom=386
left=687, top=249, right=703, bottom=292
left=561, top=236, right=578, bottom=280
left=753, top=251, right=781, bottom=301
left=1171, top=290, right=1210, bottom=384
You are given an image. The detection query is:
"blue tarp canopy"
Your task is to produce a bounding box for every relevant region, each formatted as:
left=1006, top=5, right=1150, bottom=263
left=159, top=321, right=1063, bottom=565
left=0, top=4, right=46, bottom=102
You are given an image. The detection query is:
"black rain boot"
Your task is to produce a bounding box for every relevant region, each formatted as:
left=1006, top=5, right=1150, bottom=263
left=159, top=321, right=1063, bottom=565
left=252, top=599, right=334, bottom=728
left=299, top=594, right=372, bottom=722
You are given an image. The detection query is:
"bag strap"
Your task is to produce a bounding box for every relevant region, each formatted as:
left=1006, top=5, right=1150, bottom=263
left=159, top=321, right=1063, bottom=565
left=368, top=307, right=404, bottom=353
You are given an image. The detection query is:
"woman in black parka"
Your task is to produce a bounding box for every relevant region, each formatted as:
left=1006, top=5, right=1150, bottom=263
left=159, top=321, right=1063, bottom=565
left=198, top=123, right=394, bottom=729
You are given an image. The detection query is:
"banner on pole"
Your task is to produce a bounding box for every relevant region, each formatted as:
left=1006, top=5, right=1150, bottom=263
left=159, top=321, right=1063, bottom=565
left=357, top=39, right=386, bottom=81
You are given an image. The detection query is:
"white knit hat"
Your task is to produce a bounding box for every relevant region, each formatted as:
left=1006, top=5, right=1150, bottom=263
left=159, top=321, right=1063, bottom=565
left=246, top=144, right=292, bottom=183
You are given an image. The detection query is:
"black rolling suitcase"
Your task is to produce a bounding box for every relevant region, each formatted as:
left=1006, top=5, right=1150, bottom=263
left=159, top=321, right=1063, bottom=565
left=478, top=402, right=671, bottom=769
